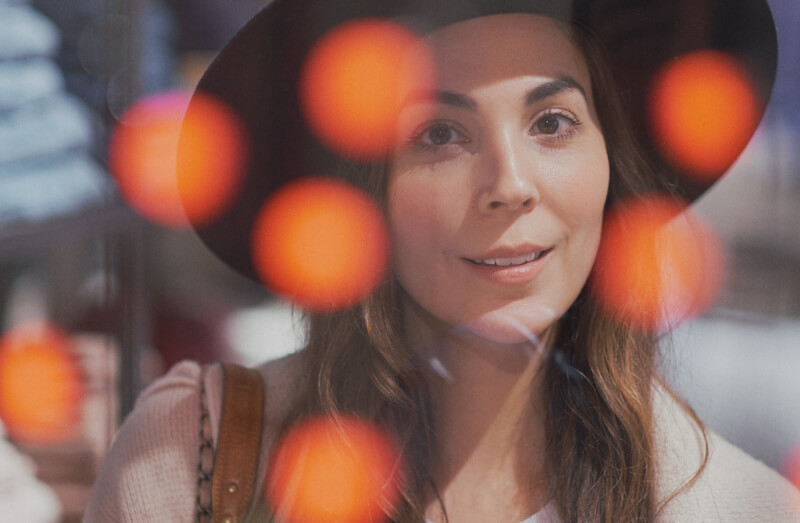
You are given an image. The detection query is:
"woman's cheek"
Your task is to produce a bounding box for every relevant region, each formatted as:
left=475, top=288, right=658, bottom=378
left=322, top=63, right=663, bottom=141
left=388, top=179, right=438, bottom=276
left=551, top=145, right=609, bottom=229
left=388, top=175, right=466, bottom=290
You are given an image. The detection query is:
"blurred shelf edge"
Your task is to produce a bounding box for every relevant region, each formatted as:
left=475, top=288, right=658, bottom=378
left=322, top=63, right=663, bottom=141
left=0, top=199, right=144, bottom=256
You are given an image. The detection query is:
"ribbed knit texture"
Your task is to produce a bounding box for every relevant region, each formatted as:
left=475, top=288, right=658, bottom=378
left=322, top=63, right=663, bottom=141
left=84, top=359, right=800, bottom=522
left=84, top=361, right=207, bottom=522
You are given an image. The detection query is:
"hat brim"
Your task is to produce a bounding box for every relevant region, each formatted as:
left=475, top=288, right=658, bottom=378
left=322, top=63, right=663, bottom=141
left=181, top=0, right=777, bottom=284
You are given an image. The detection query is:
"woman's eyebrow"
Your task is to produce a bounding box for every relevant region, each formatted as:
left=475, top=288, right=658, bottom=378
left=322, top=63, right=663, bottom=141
left=401, top=75, right=586, bottom=111
left=402, top=90, right=477, bottom=111
left=524, top=75, right=587, bottom=105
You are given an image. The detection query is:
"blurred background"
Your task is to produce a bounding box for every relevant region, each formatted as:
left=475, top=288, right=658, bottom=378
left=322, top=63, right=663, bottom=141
left=0, top=0, right=797, bottom=520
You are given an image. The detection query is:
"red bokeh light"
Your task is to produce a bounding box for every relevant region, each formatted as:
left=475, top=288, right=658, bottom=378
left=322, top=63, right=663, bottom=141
left=591, top=197, right=725, bottom=331
left=266, top=415, right=403, bottom=522
left=252, top=177, right=389, bottom=312
left=300, top=18, right=436, bottom=159
left=648, top=50, right=760, bottom=181
left=785, top=445, right=800, bottom=498
left=0, top=323, right=84, bottom=445
left=109, top=90, right=247, bottom=227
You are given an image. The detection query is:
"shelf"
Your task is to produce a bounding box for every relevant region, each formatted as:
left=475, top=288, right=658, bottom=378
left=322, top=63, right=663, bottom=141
left=0, top=201, right=143, bottom=259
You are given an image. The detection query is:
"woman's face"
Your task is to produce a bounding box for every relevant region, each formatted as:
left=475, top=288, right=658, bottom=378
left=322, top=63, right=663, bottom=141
left=388, top=14, right=609, bottom=344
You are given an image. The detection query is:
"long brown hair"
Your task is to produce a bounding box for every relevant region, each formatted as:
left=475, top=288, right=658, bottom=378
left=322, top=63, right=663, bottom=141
left=268, top=18, right=708, bottom=523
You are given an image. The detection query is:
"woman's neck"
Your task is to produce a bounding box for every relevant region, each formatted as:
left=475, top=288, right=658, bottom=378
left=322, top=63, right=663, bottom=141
left=402, top=300, right=553, bottom=522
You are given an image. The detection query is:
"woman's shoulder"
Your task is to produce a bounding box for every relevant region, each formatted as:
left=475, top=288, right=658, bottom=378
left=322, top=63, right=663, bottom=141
left=84, top=354, right=304, bottom=521
left=653, top=386, right=800, bottom=521
left=106, top=351, right=303, bottom=444
left=84, top=360, right=208, bottom=521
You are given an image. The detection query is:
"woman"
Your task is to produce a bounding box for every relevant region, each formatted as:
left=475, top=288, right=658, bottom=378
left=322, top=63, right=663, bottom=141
left=85, top=0, right=800, bottom=521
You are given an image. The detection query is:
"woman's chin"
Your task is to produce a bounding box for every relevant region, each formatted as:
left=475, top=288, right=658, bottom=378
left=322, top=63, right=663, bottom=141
left=457, top=304, right=559, bottom=347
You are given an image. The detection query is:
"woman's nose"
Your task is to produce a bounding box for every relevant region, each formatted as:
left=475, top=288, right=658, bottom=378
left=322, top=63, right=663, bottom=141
left=476, top=131, right=539, bottom=214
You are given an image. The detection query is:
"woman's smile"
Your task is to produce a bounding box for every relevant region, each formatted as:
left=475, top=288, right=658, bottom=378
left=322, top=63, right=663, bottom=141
left=462, top=246, right=554, bottom=285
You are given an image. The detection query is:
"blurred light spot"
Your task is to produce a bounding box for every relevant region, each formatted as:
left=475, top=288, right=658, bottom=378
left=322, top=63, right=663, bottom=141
left=266, top=415, right=403, bottom=522
left=591, top=197, right=724, bottom=331
left=300, top=18, right=436, bottom=159
left=108, top=90, right=246, bottom=228
left=252, top=177, right=389, bottom=312
left=648, top=50, right=760, bottom=181
left=785, top=445, right=800, bottom=495
left=0, top=323, right=84, bottom=445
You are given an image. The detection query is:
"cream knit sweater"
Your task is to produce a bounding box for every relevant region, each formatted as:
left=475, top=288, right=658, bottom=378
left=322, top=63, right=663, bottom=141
left=84, top=359, right=800, bottom=522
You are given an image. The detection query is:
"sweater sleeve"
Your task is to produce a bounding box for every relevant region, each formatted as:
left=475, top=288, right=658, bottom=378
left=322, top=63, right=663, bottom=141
left=654, top=386, right=800, bottom=522
left=83, top=360, right=211, bottom=522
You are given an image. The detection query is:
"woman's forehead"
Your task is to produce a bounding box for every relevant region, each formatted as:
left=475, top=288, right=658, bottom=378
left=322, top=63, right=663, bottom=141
left=423, top=13, right=590, bottom=93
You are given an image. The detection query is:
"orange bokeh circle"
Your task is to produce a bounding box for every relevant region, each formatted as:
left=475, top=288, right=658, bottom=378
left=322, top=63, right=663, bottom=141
left=300, top=18, right=436, bottom=159
left=109, top=90, right=247, bottom=228
left=252, top=177, right=389, bottom=312
left=266, top=415, right=404, bottom=522
left=0, top=323, right=84, bottom=445
left=648, top=50, right=760, bottom=181
left=785, top=445, right=800, bottom=493
left=591, top=197, right=724, bottom=331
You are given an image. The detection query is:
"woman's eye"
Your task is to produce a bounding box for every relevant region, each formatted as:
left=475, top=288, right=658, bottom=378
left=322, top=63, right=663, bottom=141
left=418, top=123, right=466, bottom=147
left=531, top=112, right=578, bottom=136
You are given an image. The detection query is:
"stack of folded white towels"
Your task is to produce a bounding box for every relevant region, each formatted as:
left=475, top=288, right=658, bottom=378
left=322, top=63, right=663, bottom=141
left=0, top=0, right=108, bottom=224
left=0, top=417, right=62, bottom=522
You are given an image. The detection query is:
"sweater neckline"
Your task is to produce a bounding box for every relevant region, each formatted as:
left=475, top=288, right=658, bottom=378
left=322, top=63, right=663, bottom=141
left=424, top=499, right=558, bottom=523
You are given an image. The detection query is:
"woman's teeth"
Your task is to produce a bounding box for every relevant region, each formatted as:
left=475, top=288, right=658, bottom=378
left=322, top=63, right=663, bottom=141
left=472, top=251, right=542, bottom=266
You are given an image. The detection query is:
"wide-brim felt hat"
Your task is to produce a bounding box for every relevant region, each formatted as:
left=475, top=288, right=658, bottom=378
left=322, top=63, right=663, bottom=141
left=182, top=0, right=777, bottom=285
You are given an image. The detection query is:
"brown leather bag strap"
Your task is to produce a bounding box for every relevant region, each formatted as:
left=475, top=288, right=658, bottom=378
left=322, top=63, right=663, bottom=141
left=211, top=362, right=265, bottom=523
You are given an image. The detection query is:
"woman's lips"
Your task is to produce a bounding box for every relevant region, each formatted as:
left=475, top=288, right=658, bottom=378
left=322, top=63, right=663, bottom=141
left=463, top=248, right=553, bottom=285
